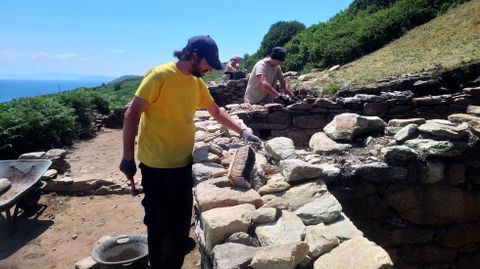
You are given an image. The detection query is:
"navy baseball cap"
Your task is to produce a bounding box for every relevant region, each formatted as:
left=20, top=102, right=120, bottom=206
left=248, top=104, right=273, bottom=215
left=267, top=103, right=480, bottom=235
left=186, top=35, right=223, bottom=70
left=270, top=47, right=286, bottom=61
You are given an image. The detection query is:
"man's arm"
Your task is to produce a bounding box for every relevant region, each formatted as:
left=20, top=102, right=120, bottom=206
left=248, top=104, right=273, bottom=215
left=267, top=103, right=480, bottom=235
left=206, top=103, right=243, bottom=134
left=278, top=73, right=294, bottom=97
left=258, top=74, right=281, bottom=98
left=122, top=96, right=149, bottom=160
left=207, top=102, right=262, bottom=143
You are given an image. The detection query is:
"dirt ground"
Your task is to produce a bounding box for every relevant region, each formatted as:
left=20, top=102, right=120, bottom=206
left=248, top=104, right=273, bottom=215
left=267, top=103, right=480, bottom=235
left=0, top=128, right=201, bottom=269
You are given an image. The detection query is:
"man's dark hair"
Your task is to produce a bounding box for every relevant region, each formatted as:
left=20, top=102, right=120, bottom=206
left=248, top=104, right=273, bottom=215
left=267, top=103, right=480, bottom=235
left=173, top=47, right=194, bottom=61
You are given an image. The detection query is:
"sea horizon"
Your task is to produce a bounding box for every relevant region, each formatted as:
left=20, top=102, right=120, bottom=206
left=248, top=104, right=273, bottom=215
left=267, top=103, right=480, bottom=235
left=0, top=79, right=110, bottom=103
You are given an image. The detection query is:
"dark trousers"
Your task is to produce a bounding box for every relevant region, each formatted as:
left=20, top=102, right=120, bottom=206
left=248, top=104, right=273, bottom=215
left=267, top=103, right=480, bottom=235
left=139, top=163, right=193, bottom=269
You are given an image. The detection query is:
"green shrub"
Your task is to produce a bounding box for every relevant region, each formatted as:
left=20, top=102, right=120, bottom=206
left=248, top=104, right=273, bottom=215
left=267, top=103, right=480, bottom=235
left=55, top=90, right=106, bottom=126
left=0, top=97, right=75, bottom=158
left=95, top=79, right=140, bottom=109
left=0, top=78, right=141, bottom=158
left=301, top=62, right=317, bottom=74
left=323, top=83, right=341, bottom=94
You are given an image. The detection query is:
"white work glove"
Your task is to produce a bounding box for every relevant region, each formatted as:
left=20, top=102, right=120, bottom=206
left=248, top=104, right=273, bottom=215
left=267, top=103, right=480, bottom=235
left=240, top=129, right=262, bottom=144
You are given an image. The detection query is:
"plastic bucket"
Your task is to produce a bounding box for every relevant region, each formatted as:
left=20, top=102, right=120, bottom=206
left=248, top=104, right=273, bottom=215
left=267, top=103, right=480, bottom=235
left=91, top=234, right=149, bottom=269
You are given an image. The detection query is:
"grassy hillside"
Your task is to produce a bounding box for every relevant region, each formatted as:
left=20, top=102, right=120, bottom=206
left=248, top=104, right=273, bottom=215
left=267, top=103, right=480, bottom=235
left=285, top=0, right=469, bottom=72
left=108, top=75, right=142, bottom=85
left=298, top=0, right=480, bottom=89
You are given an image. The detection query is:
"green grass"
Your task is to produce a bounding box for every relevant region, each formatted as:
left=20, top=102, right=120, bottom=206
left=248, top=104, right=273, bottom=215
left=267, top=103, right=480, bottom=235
left=308, top=0, right=480, bottom=88
left=202, top=69, right=225, bottom=83
left=323, top=83, right=342, bottom=94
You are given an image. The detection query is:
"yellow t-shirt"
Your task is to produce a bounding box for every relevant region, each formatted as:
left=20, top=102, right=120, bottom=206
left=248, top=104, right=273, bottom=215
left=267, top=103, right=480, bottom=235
left=135, top=62, right=214, bottom=168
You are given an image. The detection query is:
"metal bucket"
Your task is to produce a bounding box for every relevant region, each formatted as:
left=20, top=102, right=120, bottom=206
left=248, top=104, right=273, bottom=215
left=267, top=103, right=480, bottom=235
left=91, top=234, right=149, bottom=269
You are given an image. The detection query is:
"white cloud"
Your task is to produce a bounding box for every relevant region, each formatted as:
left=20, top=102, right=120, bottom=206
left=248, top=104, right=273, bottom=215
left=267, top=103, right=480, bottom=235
left=0, top=49, right=78, bottom=62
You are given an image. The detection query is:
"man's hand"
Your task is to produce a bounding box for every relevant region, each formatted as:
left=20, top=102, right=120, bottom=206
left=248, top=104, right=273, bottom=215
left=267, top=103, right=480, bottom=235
left=119, top=159, right=137, bottom=178
left=240, top=129, right=262, bottom=144
left=277, top=95, right=294, bottom=106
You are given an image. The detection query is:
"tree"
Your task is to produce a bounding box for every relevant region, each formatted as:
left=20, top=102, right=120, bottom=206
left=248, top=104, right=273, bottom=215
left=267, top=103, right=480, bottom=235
left=243, top=21, right=306, bottom=71
left=258, top=21, right=306, bottom=57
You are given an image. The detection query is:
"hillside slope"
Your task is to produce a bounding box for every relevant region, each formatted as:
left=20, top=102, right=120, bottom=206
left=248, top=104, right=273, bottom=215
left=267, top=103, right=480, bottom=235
left=303, top=0, right=480, bottom=88
left=285, top=0, right=469, bottom=71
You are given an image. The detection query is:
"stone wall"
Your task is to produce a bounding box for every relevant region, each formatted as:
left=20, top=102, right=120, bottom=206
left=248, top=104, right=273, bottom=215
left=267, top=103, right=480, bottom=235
left=227, top=85, right=480, bottom=147
left=208, top=78, right=248, bottom=107
left=204, top=69, right=480, bottom=268
left=208, top=63, right=480, bottom=146
left=190, top=112, right=394, bottom=269
left=322, top=113, right=480, bottom=268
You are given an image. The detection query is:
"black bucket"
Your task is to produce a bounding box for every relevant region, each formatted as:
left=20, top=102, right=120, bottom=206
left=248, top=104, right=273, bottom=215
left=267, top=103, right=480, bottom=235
left=232, top=71, right=246, bottom=79
left=91, top=234, right=149, bottom=269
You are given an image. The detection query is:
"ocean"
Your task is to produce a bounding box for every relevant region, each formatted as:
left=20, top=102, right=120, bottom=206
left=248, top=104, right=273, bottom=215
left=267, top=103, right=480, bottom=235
left=0, top=79, right=110, bottom=103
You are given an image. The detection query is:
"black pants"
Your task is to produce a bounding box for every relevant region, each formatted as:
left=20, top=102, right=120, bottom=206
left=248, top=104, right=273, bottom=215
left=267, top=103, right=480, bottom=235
left=140, top=163, right=193, bottom=269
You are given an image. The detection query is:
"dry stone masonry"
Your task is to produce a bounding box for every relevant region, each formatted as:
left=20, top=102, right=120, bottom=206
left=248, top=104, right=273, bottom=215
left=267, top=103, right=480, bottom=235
left=199, top=65, right=480, bottom=268
left=208, top=78, right=248, bottom=107
left=191, top=111, right=393, bottom=269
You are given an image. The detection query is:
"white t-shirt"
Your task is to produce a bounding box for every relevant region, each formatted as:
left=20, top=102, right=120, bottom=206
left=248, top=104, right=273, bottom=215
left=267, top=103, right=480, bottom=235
left=244, top=58, right=283, bottom=104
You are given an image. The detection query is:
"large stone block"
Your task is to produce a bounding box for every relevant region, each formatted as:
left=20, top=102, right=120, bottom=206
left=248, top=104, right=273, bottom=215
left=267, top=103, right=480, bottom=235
left=404, top=139, right=468, bottom=157
left=295, top=193, right=342, bottom=225
left=313, top=236, right=393, bottom=269
left=274, top=179, right=327, bottom=210
left=211, top=242, right=259, bottom=269
left=309, top=132, right=352, bottom=154
left=264, top=137, right=297, bottom=161
left=250, top=242, right=309, bottom=269
left=194, top=181, right=263, bottom=212
left=255, top=211, right=305, bottom=247
left=202, top=204, right=256, bottom=253
left=304, top=224, right=340, bottom=258
left=386, top=186, right=480, bottom=225
left=323, top=113, right=386, bottom=142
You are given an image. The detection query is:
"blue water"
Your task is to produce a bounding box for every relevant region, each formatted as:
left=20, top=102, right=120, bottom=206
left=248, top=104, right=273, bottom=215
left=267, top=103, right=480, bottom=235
left=0, top=79, right=109, bottom=103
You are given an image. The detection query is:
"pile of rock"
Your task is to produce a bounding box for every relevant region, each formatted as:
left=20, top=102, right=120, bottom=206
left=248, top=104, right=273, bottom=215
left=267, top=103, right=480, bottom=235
left=191, top=111, right=393, bottom=269
left=19, top=148, right=130, bottom=195
left=19, top=148, right=70, bottom=173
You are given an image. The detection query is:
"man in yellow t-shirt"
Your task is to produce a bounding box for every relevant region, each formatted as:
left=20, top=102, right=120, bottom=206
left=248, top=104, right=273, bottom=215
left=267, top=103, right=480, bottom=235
left=119, top=35, right=261, bottom=269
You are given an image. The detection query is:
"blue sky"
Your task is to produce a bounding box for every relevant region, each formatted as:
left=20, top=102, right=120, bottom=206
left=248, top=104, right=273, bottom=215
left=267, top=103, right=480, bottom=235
left=0, top=0, right=353, bottom=79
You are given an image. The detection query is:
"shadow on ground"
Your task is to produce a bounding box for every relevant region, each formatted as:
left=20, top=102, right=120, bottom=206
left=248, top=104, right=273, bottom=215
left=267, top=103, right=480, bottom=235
left=0, top=205, right=53, bottom=259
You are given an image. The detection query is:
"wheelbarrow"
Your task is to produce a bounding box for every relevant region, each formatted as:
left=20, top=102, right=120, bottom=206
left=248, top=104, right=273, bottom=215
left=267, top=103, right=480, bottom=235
left=0, top=159, right=52, bottom=233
